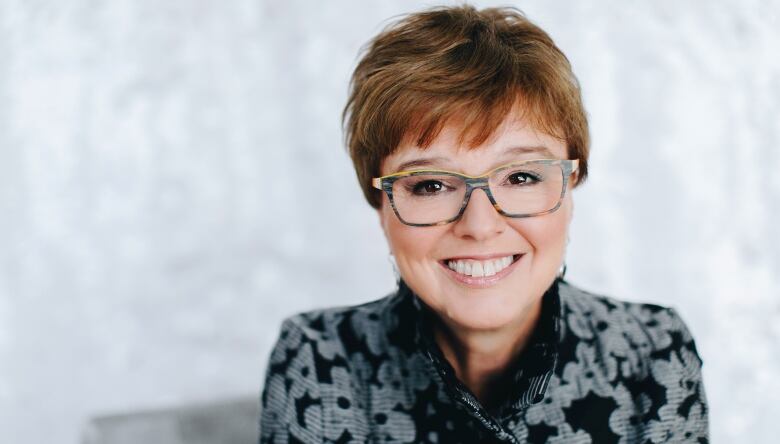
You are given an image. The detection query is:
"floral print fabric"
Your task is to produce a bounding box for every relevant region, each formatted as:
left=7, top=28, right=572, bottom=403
left=260, top=278, right=708, bottom=443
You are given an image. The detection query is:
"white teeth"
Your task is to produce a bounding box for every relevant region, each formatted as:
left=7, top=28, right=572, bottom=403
left=445, top=255, right=516, bottom=278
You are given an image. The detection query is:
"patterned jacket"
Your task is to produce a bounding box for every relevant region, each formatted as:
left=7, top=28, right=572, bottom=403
left=260, top=278, right=708, bottom=443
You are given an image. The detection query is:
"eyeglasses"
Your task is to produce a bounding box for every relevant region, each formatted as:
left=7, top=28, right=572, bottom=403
left=372, top=159, right=579, bottom=227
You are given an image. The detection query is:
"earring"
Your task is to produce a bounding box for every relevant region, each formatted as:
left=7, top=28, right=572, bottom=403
left=556, top=262, right=567, bottom=280
left=557, top=235, right=571, bottom=280
left=388, top=253, right=400, bottom=283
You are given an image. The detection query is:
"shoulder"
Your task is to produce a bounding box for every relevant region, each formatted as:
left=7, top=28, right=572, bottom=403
left=260, top=292, right=398, bottom=443
left=268, top=289, right=400, bottom=376
left=281, top=291, right=395, bottom=346
left=557, top=280, right=703, bottom=376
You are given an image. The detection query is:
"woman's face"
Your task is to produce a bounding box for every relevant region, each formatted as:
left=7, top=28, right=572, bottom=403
left=378, top=113, right=574, bottom=334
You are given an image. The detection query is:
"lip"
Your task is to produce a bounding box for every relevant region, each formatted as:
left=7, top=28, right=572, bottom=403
left=439, top=254, right=524, bottom=288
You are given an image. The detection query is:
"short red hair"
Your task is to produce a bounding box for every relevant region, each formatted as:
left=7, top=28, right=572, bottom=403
left=343, top=5, right=590, bottom=209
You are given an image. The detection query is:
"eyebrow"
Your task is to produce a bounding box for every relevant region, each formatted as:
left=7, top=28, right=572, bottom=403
left=501, top=145, right=556, bottom=159
left=390, top=145, right=557, bottom=173
left=393, top=157, right=450, bottom=172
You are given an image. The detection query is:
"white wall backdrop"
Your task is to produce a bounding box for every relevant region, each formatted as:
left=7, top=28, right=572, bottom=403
left=1, top=0, right=778, bottom=442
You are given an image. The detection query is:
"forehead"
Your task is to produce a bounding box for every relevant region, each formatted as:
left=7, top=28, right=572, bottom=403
left=381, top=115, right=567, bottom=175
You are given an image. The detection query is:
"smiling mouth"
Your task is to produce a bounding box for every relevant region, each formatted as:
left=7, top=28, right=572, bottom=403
left=441, top=254, right=523, bottom=278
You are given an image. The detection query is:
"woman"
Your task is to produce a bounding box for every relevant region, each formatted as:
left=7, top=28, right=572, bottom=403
left=260, top=5, right=708, bottom=443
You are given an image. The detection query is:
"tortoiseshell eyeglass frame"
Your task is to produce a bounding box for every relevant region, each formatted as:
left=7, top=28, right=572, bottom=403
left=371, top=159, right=579, bottom=227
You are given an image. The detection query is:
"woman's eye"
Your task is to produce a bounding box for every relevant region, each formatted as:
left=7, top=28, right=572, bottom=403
left=507, top=172, right=538, bottom=185
left=412, top=180, right=444, bottom=194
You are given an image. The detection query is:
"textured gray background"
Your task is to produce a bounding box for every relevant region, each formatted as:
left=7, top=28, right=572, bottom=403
left=1, top=0, right=778, bottom=443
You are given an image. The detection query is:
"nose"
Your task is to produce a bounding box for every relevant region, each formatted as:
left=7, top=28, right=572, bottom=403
left=451, top=187, right=505, bottom=240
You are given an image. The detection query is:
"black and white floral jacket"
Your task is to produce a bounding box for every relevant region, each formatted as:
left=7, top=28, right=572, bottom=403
left=260, top=278, right=708, bottom=443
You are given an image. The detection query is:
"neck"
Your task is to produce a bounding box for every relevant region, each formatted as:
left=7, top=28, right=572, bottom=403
left=432, top=297, right=543, bottom=408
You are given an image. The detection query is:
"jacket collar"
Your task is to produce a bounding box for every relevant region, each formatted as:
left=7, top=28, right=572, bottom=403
left=397, top=278, right=561, bottom=420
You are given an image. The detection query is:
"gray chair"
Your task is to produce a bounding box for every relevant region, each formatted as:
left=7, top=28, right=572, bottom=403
left=81, top=396, right=258, bottom=444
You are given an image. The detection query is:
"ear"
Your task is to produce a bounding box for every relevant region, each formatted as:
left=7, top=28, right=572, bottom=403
left=568, top=168, right=580, bottom=189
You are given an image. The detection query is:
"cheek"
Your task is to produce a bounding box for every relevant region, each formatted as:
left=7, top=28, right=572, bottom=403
left=386, top=219, right=439, bottom=262
left=381, top=204, right=440, bottom=261
left=512, top=202, right=571, bottom=254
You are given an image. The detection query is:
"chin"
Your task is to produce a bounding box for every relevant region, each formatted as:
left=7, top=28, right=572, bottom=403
left=441, top=293, right=526, bottom=332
